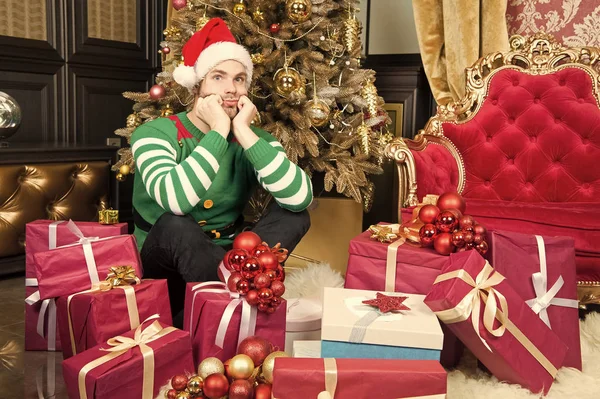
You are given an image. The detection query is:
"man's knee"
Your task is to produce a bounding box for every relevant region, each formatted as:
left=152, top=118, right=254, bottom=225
left=295, top=209, right=311, bottom=236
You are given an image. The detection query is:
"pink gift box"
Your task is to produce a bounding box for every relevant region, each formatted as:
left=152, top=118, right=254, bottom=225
left=57, top=280, right=173, bottom=359
left=486, top=231, right=580, bottom=369
left=62, top=320, right=194, bottom=399
left=34, top=234, right=142, bottom=300
left=272, top=358, right=447, bottom=399
left=25, top=220, right=127, bottom=351
left=346, top=228, right=463, bottom=368
left=183, top=282, right=286, bottom=365
left=425, top=250, right=567, bottom=395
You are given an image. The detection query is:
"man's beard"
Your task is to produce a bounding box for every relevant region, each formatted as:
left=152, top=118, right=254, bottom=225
left=199, top=90, right=238, bottom=119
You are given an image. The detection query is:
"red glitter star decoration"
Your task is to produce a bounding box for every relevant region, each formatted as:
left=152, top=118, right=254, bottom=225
left=362, top=292, right=411, bottom=313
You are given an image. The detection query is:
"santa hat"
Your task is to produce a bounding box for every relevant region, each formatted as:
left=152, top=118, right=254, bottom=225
left=173, top=18, right=253, bottom=90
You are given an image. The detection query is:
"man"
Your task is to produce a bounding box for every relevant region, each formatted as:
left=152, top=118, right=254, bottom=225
left=130, top=18, right=312, bottom=324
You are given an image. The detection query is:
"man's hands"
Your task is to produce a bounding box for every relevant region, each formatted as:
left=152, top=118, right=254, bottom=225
left=194, top=94, right=230, bottom=138
left=232, top=95, right=259, bottom=149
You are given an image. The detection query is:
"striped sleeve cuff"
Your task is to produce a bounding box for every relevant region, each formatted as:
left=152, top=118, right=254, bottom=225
left=245, top=138, right=279, bottom=169
left=200, top=130, right=229, bottom=159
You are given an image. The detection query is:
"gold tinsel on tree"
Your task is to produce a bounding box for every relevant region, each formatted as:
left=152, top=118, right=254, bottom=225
left=113, top=0, right=392, bottom=213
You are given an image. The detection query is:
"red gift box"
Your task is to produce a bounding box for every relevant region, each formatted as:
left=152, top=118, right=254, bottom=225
left=272, top=358, right=447, bottom=399
left=62, top=317, right=194, bottom=399
left=486, top=231, right=581, bottom=369
left=183, top=282, right=286, bottom=365
left=34, top=233, right=142, bottom=301
left=346, top=228, right=463, bottom=368
left=425, top=250, right=567, bottom=395
left=57, top=279, right=173, bottom=359
left=25, top=220, right=127, bottom=351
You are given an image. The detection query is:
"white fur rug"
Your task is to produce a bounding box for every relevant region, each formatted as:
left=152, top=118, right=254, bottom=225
left=284, top=264, right=600, bottom=399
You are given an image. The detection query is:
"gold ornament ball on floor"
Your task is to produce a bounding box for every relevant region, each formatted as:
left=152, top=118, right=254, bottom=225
left=187, top=375, right=204, bottom=394
left=233, top=1, right=246, bottom=16
left=228, top=354, right=255, bottom=379
left=274, top=68, right=304, bottom=96
left=198, top=357, right=225, bottom=379
left=286, top=0, right=312, bottom=24
left=261, top=351, right=289, bottom=383
left=119, top=164, right=130, bottom=175
left=305, top=98, right=330, bottom=127
left=116, top=173, right=126, bottom=182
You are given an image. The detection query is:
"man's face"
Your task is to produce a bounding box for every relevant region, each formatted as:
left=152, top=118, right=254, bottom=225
left=197, top=60, right=248, bottom=119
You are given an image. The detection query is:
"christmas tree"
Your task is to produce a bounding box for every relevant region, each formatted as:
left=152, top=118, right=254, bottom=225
left=113, top=0, right=391, bottom=216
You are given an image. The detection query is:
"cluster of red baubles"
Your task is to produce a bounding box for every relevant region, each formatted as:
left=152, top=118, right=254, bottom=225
left=418, top=192, right=488, bottom=256
left=222, top=232, right=285, bottom=313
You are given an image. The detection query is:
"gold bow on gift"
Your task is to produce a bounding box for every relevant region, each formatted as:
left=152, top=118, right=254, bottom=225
left=368, top=224, right=420, bottom=245
left=103, top=266, right=141, bottom=290
left=98, top=208, right=119, bottom=225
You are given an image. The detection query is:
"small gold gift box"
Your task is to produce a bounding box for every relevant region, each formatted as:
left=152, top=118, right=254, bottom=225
left=98, top=208, right=119, bottom=225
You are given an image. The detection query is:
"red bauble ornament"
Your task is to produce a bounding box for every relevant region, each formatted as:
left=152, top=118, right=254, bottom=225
left=269, top=23, right=280, bottom=33
left=252, top=243, right=271, bottom=257
left=473, top=224, right=487, bottom=236
left=161, top=46, right=171, bottom=54
left=267, top=305, right=276, bottom=314
left=258, top=302, right=269, bottom=312
left=225, top=249, right=249, bottom=271
left=435, top=211, right=458, bottom=233
left=418, top=223, right=437, bottom=247
left=171, top=375, right=188, bottom=391
left=254, top=384, right=273, bottom=399
left=257, top=251, right=279, bottom=270
left=271, top=296, right=282, bottom=307
left=264, top=269, right=277, bottom=281
left=166, top=389, right=178, bottom=399
left=246, top=289, right=259, bottom=306
left=451, top=230, right=466, bottom=248
left=254, top=273, right=272, bottom=289
left=418, top=204, right=440, bottom=224
left=241, top=257, right=263, bottom=280
left=229, top=379, right=254, bottom=399
left=233, top=231, right=262, bottom=252
left=433, top=232, right=455, bottom=255
left=463, top=231, right=474, bottom=244
left=270, top=280, right=285, bottom=297
left=172, top=0, right=187, bottom=11
left=458, top=215, right=475, bottom=230
left=446, top=208, right=463, bottom=220
left=236, top=279, right=250, bottom=295
left=227, top=272, right=244, bottom=292
left=237, top=336, right=273, bottom=367
left=437, top=192, right=467, bottom=214
left=465, top=242, right=475, bottom=250
left=274, top=264, right=285, bottom=282
left=203, top=373, right=229, bottom=399
left=476, top=240, right=489, bottom=255
left=473, top=233, right=484, bottom=245
left=149, top=84, right=166, bottom=100
left=258, top=288, right=274, bottom=303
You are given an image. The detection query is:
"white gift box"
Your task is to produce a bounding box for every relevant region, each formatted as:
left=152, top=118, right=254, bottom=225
left=321, top=287, right=443, bottom=360
left=292, top=340, right=322, bottom=358
left=284, top=297, right=322, bottom=354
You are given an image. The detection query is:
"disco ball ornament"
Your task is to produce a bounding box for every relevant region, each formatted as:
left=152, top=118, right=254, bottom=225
left=0, top=92, right=22, bottom=145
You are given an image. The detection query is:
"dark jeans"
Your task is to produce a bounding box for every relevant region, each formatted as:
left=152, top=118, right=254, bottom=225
left=140, top=202, right=311, bottom=327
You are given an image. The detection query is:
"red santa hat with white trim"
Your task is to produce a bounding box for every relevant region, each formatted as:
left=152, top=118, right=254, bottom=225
left=173, top=18, right=253, bottom=90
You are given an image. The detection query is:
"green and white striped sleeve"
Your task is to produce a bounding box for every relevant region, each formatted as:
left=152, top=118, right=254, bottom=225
left=131, top=125, right=228, bottom=215
left=245, top=137, right=313, bottom=212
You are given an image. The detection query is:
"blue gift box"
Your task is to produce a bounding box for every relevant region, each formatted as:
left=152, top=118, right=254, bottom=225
left=321, top=288, right=443, bottom=360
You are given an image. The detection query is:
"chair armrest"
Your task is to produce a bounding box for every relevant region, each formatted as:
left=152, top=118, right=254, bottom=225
left=385, top=134, right=462, bottom=222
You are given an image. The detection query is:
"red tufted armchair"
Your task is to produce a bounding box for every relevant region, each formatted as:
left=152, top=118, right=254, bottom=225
left=385, top=33, right=600, bottom=306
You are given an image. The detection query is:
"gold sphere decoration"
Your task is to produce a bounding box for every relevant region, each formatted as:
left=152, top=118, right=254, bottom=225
left=251, top=53, right=265, bottom=65
left=198, top=357, right=225, bottom=380
left=175, top=392, right=190, bottom=399
left=286, top=0, right=312, bottom=24
left=119, top=164, right=131, bottom=176
left=261, top=351, right=289, bottom=383
left=228, top=354, right=255, bottom=380
left=187, top=375, right=204, bottom=394
left=273, top=67, right=304, bottom=96
left=196, top=16, right=211, bottom=31
left=305, top=98, right=330, bottom=127
left=116, top=173, right=126, bottom=182
left=126, top=113, right=142, bottom=128
left=233, top=1, right=246, bottom=16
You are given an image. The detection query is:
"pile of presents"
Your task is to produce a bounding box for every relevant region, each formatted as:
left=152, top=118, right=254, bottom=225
left=24, top=192, right=581, bottom=398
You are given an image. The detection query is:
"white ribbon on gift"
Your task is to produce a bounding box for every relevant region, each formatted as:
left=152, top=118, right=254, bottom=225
left=525, top=235, right=579, bottom=328
left=189, top=279, right=257, bottom=350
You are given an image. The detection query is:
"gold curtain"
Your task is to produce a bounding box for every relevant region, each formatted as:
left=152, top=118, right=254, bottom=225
left=412, top=0, right=509, bottom=105
left=0, top=0, right=47, bottom=41
left=88, top=0, right=137, bottom=43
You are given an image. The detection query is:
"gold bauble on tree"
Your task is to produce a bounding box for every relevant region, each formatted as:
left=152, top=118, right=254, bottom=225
left=251, top=53, right=265, bottom=65
left=273, top=67, right=304, bottom=96
left=305, top=98, right=330, bottom=127
left=119, top=164, right=131, bottom=175
left=233, top=1, right=246, bottom=16
left=228, top=354, right=255, bottom=379
left=286, top=0, right=312, bottom=24
left=116, top=173, right=126, bottom=182
left=198, top=357, right=225, bottom=379
left=126, top=113, right=142, bottom=128
left=261, top=351, right=289, bottom=383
